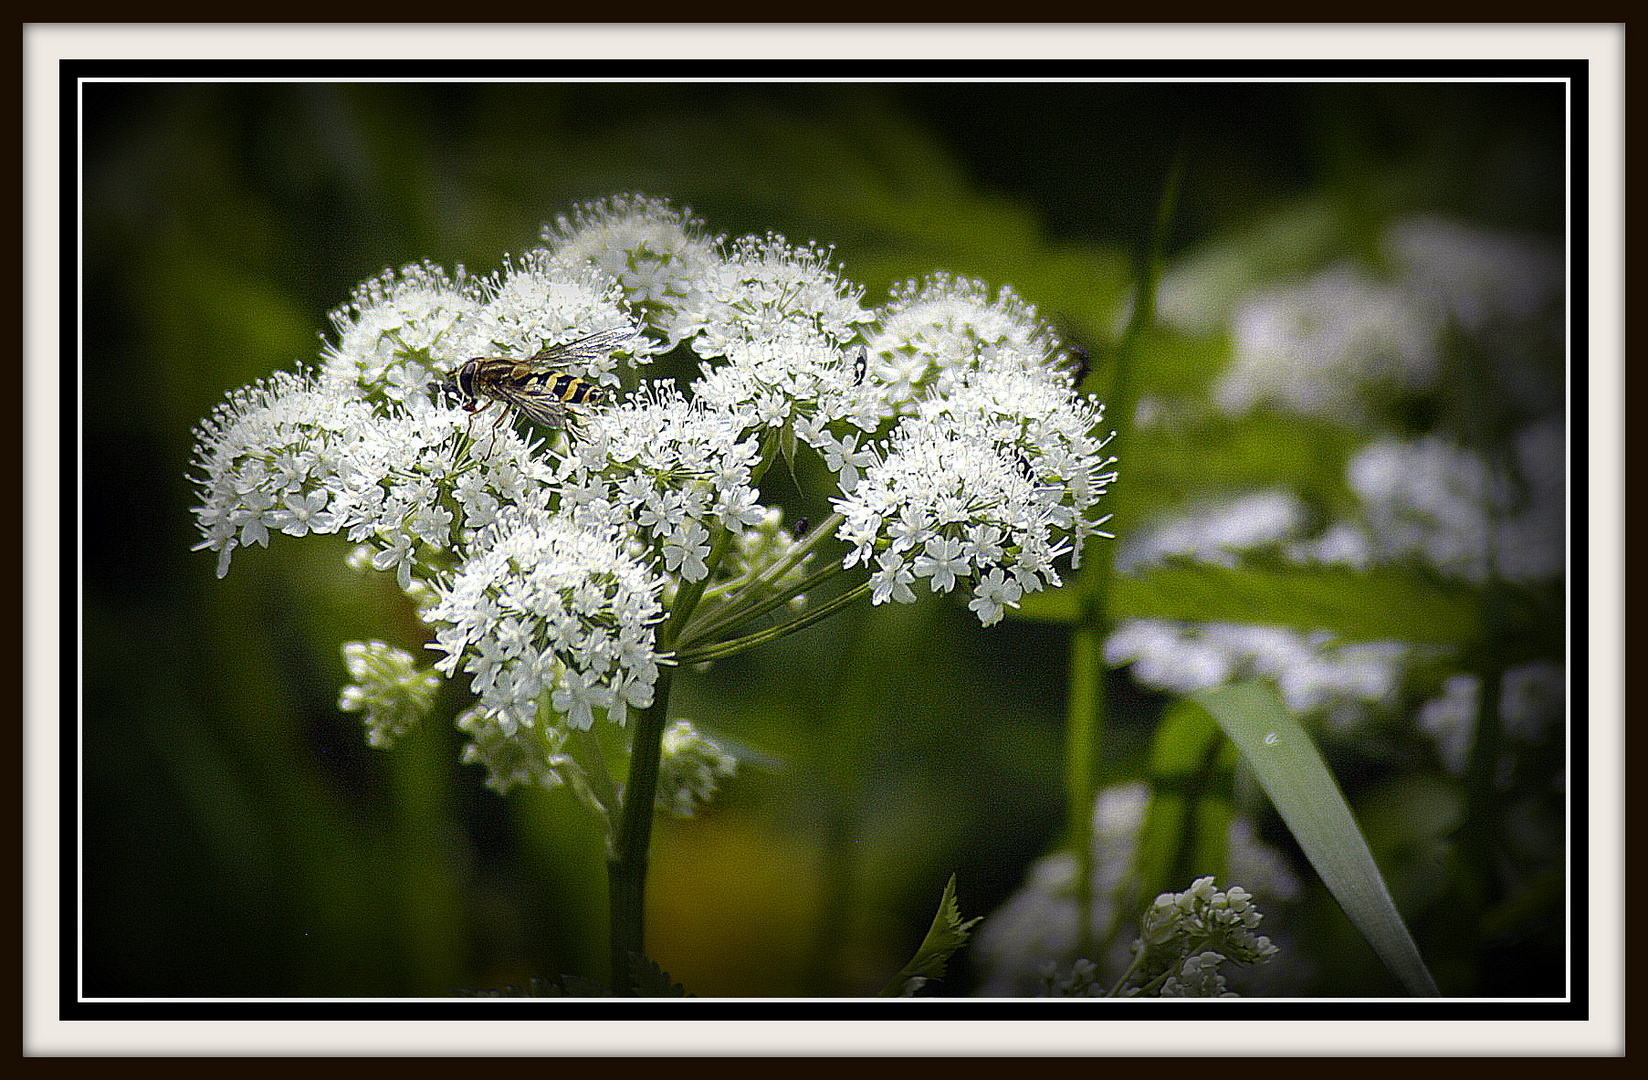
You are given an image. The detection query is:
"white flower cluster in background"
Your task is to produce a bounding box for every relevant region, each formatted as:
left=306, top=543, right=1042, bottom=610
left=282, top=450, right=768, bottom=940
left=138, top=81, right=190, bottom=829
left=190, top=194, right=1115, bottom=813
left=1115, top=489, right=1307, bottom=573
left=1133, top=207, right=1566, bottom=779
left=1107, top=408, right=1563, bottom=733
left=974, top=783, right=1302, bottom=997
left=1418, top=661, right=1565, bottom=778
left=1384, top=215, right=1564, bottom=351
left=1324, top=417, right=1566, bottom=585
left=1215, top=261, right=1443, bottom=421
left=1154, top=210, right=1564, bottom=426
left=1106, top=620, right=1410, bottom=723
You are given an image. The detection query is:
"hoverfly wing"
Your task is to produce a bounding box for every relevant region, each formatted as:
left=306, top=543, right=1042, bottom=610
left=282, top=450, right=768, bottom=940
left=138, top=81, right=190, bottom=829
left=496, top=384, right=573, bottom=430
left=528, top=326, right=641, bottom=368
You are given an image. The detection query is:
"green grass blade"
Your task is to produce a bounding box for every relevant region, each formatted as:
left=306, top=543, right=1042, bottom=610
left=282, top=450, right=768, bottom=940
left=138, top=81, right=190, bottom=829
left=1191, top=682, right=1441, bottom=996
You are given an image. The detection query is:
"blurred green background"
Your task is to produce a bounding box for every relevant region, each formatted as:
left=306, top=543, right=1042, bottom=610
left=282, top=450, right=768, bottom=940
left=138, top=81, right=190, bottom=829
left=79, top=79, right=1568, bottom=998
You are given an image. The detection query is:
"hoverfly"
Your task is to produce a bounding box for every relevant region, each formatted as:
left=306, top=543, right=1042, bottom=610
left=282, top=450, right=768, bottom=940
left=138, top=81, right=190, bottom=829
left=428, top=326, right=637, bottom=432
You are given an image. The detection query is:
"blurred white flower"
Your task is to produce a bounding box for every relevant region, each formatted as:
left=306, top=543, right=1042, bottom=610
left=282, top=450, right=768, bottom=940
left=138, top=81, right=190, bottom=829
left=1215, top=263, right=1439, bottom=421
left=337, top=641, right=441, bottom=749
left=974, top=783, right=1301, bottom=997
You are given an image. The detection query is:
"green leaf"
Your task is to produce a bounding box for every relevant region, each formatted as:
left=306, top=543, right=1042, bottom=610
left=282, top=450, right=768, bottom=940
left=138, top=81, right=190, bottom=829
left=1189, top=681, right=1440, bottom=996
left=628, top=953, right=692, bottom=997
left=1122, top=410, right=1361, bottom=503
left=1015, top=561, right=1484, bottom=645
left=877, top=873, right=982, bottom=997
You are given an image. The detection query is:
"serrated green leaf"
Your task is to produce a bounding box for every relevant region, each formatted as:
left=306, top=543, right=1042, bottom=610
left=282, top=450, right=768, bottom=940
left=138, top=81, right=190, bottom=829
left=877, top=873, right=982, bottom=997
left=1190, top=681, right=1440, bottom=996
left=628, top=953, right=692, bottom=997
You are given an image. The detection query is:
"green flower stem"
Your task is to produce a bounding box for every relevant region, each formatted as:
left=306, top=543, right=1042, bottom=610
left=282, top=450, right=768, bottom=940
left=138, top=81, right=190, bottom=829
left=605, top=661, right=675, bottom=994
left=675, top=579, right=874, bottom=665
left=1066, top=147, right=1181, bottom=955
left=1063, top=596, right=1109, bottom=953
left=601, top=431, right=784, bottom=994
left=690, top=510, right=848, bottom=627
left=1105, top=944, right=1150, bottom=997
left=678, top=541, right=851, bottom=648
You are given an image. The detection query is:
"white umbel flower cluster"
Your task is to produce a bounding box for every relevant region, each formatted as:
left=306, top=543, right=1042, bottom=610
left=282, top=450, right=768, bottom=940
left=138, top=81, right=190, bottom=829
left=191, top=194, right=1116, bottom=814
left=866, top=273, right=1066, bottom=412
left=544, top=193, right=720, bottom=328
left=425, top=511, right=667, bottom=737
left=671, top=232, right=873, bottom=358
left=835, top=366, right=1113, bottom=625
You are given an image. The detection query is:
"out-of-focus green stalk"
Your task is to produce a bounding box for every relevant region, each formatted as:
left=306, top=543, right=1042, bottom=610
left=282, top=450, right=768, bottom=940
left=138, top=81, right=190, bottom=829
left=1064, top=149, right=1182, bottom=955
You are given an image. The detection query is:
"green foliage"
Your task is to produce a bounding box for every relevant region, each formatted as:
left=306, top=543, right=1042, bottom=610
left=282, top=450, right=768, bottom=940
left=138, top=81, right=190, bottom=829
left=877, top=874, right=982, bottom=997
left=1019, top=559, right=1487, bottom=646
left=1123, top=409, right=1363, bottom=505
left=628, top=954, right=693, bottom=998
left=1189, top=682, right=1440, bottom=996
left=1118, top=704, right=1237, bottom=934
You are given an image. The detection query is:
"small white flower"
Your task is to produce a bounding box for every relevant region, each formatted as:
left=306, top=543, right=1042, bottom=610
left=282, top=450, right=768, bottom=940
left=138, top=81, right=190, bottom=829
left=912, top=534, right=969, bottom=594
left=266, top=489, right=336, bottom=537
left=371, top=530, right=419, bottom=592
left=869, top=548, right=917, bottom=606
left=967, top=567, right=1022, bottom=626
left=662, top=519, right=712, bottom=582
left=670, top=233, right=873, bottom=357
left=818, top=429, right=880, bottom=492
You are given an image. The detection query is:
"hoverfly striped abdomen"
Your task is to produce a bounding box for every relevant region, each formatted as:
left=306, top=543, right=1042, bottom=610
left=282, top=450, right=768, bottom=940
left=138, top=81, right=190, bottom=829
left=427, top=326, right=635, bottom=433
left=528, top=370, right=603, bottom=407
